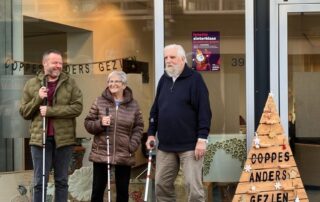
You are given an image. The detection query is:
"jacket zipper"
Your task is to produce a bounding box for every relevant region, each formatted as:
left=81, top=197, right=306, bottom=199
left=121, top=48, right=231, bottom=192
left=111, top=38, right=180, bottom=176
left=48, top=77, right=65, bottom=144
left=170, top=80, right=175, bottom=92
left=52, top=77, right=65, bottom=104
left=112, top=105, right=119, bottom=164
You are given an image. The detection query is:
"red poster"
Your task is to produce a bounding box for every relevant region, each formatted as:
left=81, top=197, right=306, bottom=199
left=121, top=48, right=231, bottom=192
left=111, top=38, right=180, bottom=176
left=192, top=32, right=220, bottom=71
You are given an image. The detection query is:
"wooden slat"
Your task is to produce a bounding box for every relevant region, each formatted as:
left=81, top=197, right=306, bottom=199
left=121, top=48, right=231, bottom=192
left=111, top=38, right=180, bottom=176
left=239, top=167, right=301, bottom=182
left=244, top=158, right=297, bottom=170
left=250, top=135, right=287, bottom=146
left=259, top=112, right=281, bottom=124
left=247, top=145, right=293, bottom=160
left=234, top=178, right=305, bottom=194
left=257, top=123, right=284, bottom=134
left=233, top=189, right=308, bottom=202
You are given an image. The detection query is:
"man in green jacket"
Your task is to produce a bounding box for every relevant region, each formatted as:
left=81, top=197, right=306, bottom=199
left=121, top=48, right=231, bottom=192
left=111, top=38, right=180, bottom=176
left=19, top=49, right=83, bottom=202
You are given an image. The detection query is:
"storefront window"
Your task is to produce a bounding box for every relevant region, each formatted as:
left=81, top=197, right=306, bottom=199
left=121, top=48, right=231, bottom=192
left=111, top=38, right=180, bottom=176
left=1, top=1, right=154, bottom=199
left=0, top=0, right=249, bottom=200
left=164, top=0, right=246, bottom=199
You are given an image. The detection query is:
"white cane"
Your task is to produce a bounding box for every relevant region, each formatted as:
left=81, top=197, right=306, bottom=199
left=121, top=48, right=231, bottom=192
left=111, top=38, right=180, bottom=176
left=105, top=108, right=111, bottom=202
left=144, top=140, right=155, bottom=202
left=41, top=77, right=47, bottom=202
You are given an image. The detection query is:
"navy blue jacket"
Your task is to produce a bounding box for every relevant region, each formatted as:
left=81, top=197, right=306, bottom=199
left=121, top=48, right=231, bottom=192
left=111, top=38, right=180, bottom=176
left=148, top=64, right=212, bottom=152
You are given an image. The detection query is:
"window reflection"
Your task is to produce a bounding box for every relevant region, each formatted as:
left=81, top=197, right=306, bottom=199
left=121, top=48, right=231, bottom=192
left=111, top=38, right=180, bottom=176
left=1, top=0, right=154, bottom=174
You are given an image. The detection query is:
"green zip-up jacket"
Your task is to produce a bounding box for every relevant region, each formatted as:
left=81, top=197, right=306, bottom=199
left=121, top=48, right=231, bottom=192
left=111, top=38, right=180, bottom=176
left=19, top=71, right=83, bottom=148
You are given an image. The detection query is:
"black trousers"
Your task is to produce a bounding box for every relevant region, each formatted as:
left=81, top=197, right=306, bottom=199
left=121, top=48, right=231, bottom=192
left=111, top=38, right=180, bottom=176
left=91, top=162, right=131, bottom=202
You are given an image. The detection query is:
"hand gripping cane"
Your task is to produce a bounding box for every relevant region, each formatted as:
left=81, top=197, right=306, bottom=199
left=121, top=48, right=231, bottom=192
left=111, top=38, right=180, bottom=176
left=41, top=76, right=47, bottom=202
left=105, top=108, right=111, bottom=202
left=144, top=140, right=155, bottom=202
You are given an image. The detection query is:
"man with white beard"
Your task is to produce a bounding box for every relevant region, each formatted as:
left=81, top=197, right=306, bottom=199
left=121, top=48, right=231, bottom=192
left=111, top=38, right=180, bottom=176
left=146, top=44, right=212, bottom=202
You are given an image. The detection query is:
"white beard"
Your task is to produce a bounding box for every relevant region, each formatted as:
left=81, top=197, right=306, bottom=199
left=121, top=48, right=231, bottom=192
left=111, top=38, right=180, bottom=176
left=165, top=64, right=181, bottom=78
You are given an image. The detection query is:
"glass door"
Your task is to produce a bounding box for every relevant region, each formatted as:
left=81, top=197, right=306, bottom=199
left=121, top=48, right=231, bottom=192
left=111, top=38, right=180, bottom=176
left=271, top=1, right=320, bottom=200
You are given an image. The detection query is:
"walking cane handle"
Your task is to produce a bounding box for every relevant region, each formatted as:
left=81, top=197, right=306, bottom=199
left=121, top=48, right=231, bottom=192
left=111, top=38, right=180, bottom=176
left=42, top=75, right=48, bottom=106
left=149, top=140, right=155, bottom=148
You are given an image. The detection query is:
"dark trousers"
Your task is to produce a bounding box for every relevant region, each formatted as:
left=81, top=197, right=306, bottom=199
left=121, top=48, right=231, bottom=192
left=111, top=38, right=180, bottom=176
left=31, top=137, right=73, bottom=202
left=91, top=162, right=131, bottom=202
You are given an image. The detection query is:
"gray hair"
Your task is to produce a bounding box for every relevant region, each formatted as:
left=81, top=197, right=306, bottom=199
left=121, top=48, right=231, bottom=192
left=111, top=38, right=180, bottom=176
left=164, top=44, right=187, bottom=63
left=42, top=49, right=62, bottom=62
left=107, top=70, right=128, bottom=85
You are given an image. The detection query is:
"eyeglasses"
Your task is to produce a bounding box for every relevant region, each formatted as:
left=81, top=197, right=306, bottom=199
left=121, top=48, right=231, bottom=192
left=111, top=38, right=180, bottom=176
left=108, top=80, right=122, bottom=84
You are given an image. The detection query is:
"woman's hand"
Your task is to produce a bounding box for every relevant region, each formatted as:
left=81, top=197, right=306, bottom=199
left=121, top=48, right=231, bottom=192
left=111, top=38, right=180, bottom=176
left=101, top=115, right=111, bottom=126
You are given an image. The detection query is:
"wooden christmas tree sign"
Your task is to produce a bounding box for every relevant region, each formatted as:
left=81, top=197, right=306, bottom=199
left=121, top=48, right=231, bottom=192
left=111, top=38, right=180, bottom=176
left=232, top=93, right=309, bottom=202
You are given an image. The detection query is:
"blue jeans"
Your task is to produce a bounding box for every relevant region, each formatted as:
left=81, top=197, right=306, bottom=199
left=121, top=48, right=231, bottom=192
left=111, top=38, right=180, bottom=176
left=31, top=137, right=73, bottom=202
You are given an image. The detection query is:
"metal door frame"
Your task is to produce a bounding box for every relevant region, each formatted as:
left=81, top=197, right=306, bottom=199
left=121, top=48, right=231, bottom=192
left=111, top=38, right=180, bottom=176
left=270, top=0, right=320, bottom=135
